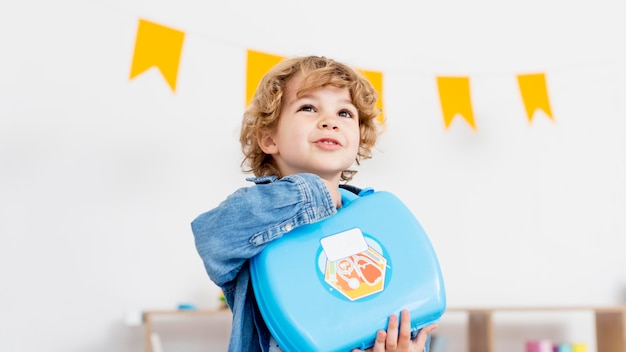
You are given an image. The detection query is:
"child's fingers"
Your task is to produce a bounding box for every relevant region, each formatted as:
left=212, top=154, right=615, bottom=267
left=396, top=310, right=413, bottom=350
left=413, top=323, right=438, bottom=350
left=374, top=329, right=388, bottom=352
left=352, top=330, right=386, bottom=352
left=382, top=313, right=399, bottom=351
left=352, top=313, right=439, bottom=352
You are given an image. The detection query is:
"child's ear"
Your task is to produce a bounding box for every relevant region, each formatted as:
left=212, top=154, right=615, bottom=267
left=257, top=129, right=278, bottom=155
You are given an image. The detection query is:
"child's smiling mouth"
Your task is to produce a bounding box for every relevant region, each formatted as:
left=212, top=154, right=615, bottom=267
left=315, top=138, right=342, bottom=148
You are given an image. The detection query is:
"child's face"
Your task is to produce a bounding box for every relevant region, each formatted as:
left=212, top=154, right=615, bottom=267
left=258, top=73, right=360, bottom=183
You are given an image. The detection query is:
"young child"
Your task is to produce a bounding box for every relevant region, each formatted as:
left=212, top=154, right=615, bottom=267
left=191, top=55, right=437, bottom=352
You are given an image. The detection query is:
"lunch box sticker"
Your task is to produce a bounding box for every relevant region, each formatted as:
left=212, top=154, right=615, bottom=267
left=318, top=228, right=390, bottom=301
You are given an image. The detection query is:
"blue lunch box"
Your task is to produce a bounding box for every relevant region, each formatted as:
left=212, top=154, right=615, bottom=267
left=250, top=188, right=446, bottom=351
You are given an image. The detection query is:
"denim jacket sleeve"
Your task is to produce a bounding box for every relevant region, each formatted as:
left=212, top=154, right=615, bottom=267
left=191, top=173, right=337, bottom=289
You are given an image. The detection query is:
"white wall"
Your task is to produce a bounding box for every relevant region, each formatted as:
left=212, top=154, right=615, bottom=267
left=1, top=0, right=625, bottom=351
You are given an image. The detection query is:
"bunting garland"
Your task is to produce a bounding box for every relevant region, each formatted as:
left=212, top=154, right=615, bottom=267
left=128, top=18, right=556, bottom=131
left=130, top=19, right=185, bottom=92
left=517, top=73, right=554, bottom=123
left=245, top=50, right=285, bottom=106
left=437, top=77, right=476, bottom=130
left=358, top=69, right=385, bottom=126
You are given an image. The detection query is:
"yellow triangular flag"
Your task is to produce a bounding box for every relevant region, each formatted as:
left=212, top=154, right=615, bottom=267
left=246, top=50, right=285, bottom=106
left=358, top=69, right=385, bottom=128
left=571, top=343, right=587, bottom=352
left=517, top=73, right=554, bottom=123
left=130, top=19, right=185, bottom=92
left=437, top=76, right=476, bottom=130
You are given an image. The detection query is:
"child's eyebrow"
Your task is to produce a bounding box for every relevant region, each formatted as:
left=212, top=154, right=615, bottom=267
left=284, top=95, right=307, bottom=107
left=294, top=91, right=316, bottom=100
left=339, top=98, right=355, bottom=106
left=295, top=93, right=354, bottom=104
left=288, top=91, right=356, bottom=109
left=288, top=94, right=318, bottom=107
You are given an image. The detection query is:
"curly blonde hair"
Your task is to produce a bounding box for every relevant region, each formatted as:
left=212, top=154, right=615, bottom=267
left=240, top=56, right=381, bottom=182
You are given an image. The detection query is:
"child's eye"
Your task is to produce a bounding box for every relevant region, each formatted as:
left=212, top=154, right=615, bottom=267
left=298, top=104, right=315, bottom=112
left=338, top=110, right=354, bottom=118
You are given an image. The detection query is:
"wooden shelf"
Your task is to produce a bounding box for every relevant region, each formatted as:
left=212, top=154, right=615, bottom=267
left=445, top=306, right=626, bottom=352
left=141, top=307, right=625, bottom=352
left=142, top=309, right=231, bottom=352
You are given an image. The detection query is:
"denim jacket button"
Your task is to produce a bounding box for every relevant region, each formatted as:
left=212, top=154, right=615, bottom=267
left=318, top=206, right=326, bottom=214
left=283, top=223, right=292, bottom=232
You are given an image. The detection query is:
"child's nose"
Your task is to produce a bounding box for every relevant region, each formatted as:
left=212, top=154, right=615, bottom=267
left=319, top=118, right=339, bottom=130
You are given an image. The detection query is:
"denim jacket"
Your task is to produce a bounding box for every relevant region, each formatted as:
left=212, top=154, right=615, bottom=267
left=191, top=173, right=338, bottom=352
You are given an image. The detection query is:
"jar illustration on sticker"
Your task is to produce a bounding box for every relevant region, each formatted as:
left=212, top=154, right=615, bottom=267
left=317, top=228, right=389, bottom=301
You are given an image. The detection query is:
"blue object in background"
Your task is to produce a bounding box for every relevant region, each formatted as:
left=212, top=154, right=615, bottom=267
left=177, top=303, right=197, bottom=311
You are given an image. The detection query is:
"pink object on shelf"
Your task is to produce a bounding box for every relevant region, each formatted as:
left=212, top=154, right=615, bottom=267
left=526, top=339, right=553, bottom=352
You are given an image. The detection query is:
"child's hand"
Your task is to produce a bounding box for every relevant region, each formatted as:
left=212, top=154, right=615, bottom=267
left=352, top=310, right=438, bottom=352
